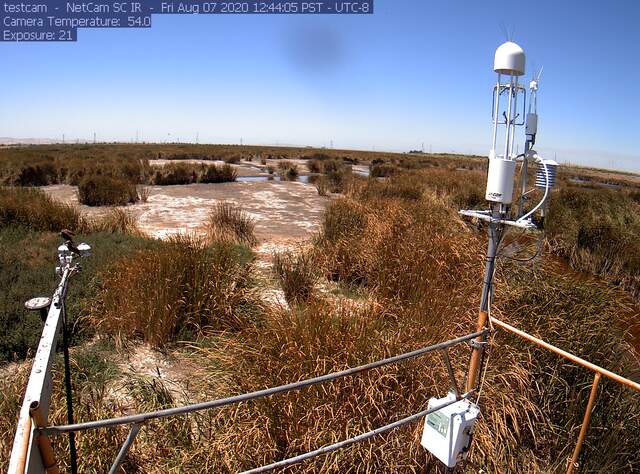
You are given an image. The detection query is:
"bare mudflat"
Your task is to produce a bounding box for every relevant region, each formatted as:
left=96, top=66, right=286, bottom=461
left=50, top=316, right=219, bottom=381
left=43, top=181, right=328, bottom=241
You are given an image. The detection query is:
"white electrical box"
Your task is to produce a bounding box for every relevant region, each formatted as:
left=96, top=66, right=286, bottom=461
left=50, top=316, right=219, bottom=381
left=421, top=393, right=480, bottom=468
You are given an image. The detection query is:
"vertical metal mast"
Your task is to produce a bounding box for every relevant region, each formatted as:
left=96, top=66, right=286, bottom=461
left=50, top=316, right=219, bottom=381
left=466, top=41, right=526, bottom=393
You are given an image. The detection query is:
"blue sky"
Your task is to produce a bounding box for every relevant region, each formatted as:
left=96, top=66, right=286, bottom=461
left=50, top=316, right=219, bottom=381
left=1, top=0, right=639, bottom=171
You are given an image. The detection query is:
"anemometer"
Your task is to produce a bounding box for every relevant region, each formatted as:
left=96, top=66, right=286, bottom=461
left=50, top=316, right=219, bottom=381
left=421, top=40, right=558, bottom=470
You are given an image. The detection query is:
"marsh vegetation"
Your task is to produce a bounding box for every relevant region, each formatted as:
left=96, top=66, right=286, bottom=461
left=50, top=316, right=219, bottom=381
left=1, top=144, right=639, bottom=472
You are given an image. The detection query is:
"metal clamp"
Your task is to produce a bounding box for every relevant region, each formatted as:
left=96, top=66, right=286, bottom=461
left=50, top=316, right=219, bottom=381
left=467, top=340, right=487, bottom=350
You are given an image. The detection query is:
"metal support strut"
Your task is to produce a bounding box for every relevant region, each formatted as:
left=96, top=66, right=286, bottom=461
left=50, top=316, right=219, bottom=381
left=441, top=349, right=461, bottom=400
left=108, top=424, right=141, bottom=474
left=466, top=210, right=503, bottom=393
left=566, top=373, right=601, bottom=474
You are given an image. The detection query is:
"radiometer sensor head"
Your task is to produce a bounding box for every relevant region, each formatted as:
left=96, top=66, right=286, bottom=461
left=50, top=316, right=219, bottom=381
left=494, top=41, right=525, bottom=76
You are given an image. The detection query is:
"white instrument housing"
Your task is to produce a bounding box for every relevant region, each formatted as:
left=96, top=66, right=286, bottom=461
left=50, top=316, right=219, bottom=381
left=421, top=393, right=480, bottom=468
left=485, top=157, right=516, bottom=204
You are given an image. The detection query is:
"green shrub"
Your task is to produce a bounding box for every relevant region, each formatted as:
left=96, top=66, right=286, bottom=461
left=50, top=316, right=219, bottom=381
left=77, top=175, right=139, bottom=207
left=150, top=163, right=236, bottom=185
left=370, top=162, right=398, bottom=178
left=224, top=155, right=241, bottom=164
left=14, top=162, right=57, bottom=186
left=199, top=163, right=237, bottom=183
left=151, top=162, right=196, bottom=185
left=0, top=227, right=155, bottom=362
left=0, top=187, right=84, bottom=232
left=0, top=148, right=149, bottom=187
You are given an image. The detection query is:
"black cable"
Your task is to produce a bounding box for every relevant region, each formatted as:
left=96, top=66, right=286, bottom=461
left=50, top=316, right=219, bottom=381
left=61, top=302, right=78, bottom=474
left=500, top=232, right=544, bottom=263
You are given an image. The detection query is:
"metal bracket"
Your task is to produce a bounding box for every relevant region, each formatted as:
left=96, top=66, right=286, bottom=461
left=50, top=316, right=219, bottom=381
left=441, top=349, right=461, bottom=400
left=468, top=340, right=487, bottom=350
left=459, top=209, right=538, bottom=230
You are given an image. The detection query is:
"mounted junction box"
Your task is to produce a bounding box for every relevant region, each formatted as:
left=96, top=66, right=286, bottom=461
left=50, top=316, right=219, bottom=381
left=526, top=112, right=538, bottom=136
left=420, top=393, right=480, bottom=468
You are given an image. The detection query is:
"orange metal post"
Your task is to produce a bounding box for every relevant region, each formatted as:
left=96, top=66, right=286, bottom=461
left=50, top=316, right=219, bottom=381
left=467, top=216, right=501, bottom=393
left=466, top=310, right=489, bottom=392
left=566, top=373, right=601, bottom=474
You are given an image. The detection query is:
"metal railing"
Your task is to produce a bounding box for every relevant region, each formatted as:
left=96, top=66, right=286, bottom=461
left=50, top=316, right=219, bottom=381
left=8, top=239, right=640, bottom=474
left=489, top=316, right=640, bottom=474
left=8, top=255, right=483, bottom=474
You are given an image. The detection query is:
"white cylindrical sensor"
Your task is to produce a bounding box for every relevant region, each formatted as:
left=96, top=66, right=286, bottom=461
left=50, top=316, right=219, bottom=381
left=485, top=158, right=516, bottom=204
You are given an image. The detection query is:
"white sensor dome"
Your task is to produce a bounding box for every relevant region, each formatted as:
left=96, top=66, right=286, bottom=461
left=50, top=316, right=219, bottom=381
left=494, top=41, right=525, bottom=76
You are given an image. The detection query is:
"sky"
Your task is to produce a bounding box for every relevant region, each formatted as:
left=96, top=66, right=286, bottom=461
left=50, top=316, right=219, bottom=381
left=1, top=0, right=639, bottom=171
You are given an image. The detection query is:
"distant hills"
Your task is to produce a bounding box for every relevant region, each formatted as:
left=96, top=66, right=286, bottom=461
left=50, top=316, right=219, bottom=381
left=0, top=137, right=59, bottom=145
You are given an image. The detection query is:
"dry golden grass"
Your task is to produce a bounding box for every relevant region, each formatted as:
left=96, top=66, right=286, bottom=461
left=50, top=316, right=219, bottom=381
left=272, top=249, right=320, bottom=305
left=206, top=202, right=257, bottom=247
left=277, top=161, right=300, bottom=181
left=2, top=155, right=640, bottom=472
left=0, top=340, right=138, bottom=473
left=546, top=186, right=640, bottom=298
left=89, top=234, right=259, bottom=346
left=88, top=208, right=141, bottom=235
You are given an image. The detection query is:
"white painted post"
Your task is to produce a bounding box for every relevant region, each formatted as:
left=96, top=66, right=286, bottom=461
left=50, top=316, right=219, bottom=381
left=8, top=268, right=71, bottom=474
